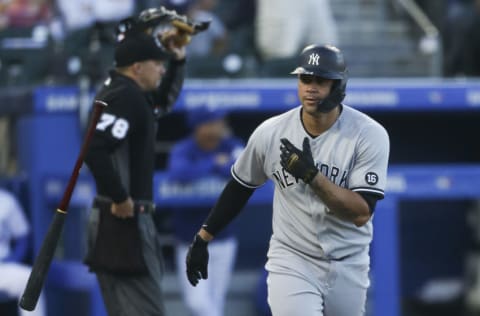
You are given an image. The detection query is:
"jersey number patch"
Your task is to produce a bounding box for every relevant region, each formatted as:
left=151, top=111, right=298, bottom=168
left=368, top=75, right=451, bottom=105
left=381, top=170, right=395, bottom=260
left=365, top=172, right=378, bottom=185
left=96, top=113, right=129, bottom=139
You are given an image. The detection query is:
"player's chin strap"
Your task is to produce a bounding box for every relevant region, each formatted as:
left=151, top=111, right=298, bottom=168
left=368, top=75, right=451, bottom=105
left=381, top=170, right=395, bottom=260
left=316, top=79, right=347, bottom=113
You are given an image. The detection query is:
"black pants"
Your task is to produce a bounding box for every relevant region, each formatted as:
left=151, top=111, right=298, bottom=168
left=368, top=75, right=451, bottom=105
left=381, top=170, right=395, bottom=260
left=87, top=207, right=165, bottom=316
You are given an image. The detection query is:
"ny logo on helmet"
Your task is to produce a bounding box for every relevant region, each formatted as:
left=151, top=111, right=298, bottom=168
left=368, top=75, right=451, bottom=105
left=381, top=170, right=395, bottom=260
left=308, top=53, right=320, bottom=66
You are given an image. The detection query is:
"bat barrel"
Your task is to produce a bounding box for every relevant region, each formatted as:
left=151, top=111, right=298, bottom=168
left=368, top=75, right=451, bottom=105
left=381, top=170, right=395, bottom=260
left=19, top=211, right=66, bottom=311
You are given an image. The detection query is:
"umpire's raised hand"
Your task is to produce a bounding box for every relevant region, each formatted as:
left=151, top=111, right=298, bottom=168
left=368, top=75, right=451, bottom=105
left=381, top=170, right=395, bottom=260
left=280, top=137, right=319, bottom=184
left=186, top=234, right=209, bottom=286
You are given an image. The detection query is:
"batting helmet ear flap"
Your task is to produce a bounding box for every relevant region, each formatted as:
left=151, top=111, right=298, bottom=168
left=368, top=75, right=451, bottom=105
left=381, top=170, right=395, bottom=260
left=318, top=68, right=348, bottom=113
left=316, top=79, right=346, bottom=113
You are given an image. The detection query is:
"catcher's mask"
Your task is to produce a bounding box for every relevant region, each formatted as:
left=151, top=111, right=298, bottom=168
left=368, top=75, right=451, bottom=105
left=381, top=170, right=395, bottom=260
left=115, top=6, right=210, bottom=46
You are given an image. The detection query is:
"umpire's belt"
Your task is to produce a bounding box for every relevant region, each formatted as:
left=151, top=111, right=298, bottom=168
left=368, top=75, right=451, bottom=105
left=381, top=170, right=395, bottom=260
left=93, top=196, right=155, bottom=214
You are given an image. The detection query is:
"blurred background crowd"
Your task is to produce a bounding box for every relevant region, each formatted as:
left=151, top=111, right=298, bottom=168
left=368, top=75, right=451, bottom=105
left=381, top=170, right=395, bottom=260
left=0, top=0, right=478, bottom=88
left=0, top=0, right=480, bottom=316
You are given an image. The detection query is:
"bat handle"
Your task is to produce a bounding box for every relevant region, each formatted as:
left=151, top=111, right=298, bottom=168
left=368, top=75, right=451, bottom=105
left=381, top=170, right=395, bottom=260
left=58, top=100, right=107, bottom=212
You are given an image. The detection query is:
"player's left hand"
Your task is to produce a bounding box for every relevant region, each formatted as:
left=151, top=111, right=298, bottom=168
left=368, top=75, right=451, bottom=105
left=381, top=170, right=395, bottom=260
left=186, top=234, right=209, bottom=286
left=280, top=137, right=318, bottom=183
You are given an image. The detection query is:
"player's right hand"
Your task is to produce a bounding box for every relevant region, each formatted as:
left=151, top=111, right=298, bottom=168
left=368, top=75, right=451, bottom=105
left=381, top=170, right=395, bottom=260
left=160, top=29, right=187, bottom=60
left=186, top=234, right=209, bottom=286
left=280, top=137, right=319, bottom=183
left=111, top=197, right=135, bottom=219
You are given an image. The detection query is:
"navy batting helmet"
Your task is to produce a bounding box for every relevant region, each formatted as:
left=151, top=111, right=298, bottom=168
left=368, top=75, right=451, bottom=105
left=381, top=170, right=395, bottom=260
left=291, top=44, right=348, bottom=112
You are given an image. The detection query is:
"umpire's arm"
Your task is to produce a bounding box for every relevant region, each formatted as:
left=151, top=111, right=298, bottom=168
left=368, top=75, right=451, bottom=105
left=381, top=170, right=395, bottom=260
left=151, top=57, right=186, bottom=114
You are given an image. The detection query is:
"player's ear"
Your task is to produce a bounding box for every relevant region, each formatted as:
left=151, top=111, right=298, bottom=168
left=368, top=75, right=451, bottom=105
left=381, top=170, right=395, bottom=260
left=131, top=62, right=143, bottom=75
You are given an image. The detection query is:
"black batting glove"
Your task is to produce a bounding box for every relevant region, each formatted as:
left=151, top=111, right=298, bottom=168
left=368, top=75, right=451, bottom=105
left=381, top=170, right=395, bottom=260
left=186, top=234, right=209, bottom=286
left=280, top=137, right=319, bottom=184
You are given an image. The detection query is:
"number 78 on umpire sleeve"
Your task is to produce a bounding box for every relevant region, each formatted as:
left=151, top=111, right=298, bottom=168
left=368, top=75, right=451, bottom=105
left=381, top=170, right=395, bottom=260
left=96, top=113, right=130, bottom=140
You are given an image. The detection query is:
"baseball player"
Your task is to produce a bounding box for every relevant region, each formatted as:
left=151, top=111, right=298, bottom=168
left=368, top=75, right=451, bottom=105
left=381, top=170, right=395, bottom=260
left=0, top=188, right=46, bottom=316
left=185, top=44, right=390, bottom=316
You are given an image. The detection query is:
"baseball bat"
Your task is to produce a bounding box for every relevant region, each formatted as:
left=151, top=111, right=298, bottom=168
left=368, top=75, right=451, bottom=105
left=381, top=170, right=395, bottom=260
left=19, top=100, right=107, bottom=311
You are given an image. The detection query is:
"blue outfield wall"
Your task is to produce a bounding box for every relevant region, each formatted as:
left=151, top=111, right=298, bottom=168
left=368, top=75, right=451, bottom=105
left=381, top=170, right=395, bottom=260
left=14, top=79, right=480, bottom=316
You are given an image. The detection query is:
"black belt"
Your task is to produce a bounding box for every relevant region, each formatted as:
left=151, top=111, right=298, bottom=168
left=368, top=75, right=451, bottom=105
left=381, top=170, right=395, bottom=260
left=93, top=196, right=155, bottom=214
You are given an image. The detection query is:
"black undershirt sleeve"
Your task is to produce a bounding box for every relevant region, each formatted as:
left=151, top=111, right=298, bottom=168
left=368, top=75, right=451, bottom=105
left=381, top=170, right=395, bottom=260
left=202, top=177, right=255, bottom=236
left=357, top=191, right=381, bottom=214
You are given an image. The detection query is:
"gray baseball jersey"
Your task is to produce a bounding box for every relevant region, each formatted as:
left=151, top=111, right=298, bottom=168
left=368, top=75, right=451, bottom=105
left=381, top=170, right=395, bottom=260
left=232, top=105, right=390, bottom=265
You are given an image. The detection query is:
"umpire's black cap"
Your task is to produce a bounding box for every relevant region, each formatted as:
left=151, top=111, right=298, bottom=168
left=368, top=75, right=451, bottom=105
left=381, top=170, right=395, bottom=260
left=291, top=44, right=347, bottom=80
left=114, top=33, right=171, bottom=67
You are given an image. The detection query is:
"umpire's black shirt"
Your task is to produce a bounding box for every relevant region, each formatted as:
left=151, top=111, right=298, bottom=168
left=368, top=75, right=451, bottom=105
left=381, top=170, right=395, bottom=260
left=85, top=59, right=185, bottom=202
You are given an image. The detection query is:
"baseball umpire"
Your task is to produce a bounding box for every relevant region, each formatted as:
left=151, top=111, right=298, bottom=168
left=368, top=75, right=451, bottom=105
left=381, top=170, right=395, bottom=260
left=186, top=44, right=390, bottom=316
left=83, top=8, right=194, bottom=316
